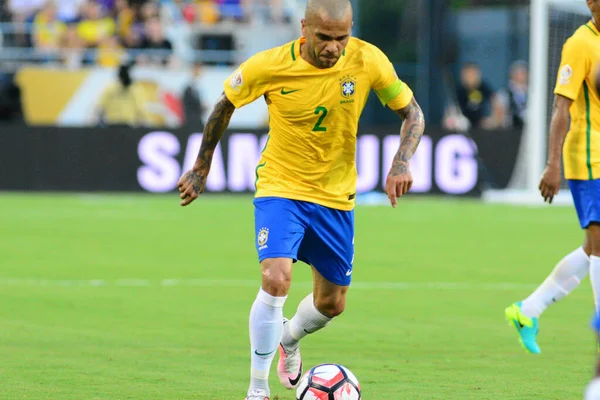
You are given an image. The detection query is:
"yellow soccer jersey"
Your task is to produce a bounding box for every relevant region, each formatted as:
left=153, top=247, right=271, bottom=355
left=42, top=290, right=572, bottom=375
left=223, top=37, right=414, bottom=210
left=554, top=21, right=600, bottom=180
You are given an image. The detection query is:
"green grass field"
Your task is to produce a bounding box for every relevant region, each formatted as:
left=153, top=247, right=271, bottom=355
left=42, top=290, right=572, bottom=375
left=0, top=193, right=597, bottom=399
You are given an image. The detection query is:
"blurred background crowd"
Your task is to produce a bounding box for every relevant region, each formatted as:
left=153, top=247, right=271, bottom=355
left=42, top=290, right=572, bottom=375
left=0, top=0, right=292, bottom=68
left=0, top=0, right=536, bottom=131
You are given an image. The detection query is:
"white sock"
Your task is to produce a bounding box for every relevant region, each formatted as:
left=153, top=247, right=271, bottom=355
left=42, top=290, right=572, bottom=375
left=249, top=288, right=287, bottom=395
left=521, top=247, right=590, bottom=318
left=281, top=293, right=332, bottom=350
left=590, top=256, right=600, bottom=311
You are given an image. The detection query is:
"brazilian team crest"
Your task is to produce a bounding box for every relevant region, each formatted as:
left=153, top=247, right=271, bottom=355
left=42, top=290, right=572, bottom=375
left=341, top=78, right=356, bottom=98
left=339, top=74, right=357, bottom=104
left=257, top=227, right=269, bottom=249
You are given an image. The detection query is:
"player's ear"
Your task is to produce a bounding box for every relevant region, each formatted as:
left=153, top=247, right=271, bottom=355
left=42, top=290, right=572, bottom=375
left=301, top=18, right=307, bottom=36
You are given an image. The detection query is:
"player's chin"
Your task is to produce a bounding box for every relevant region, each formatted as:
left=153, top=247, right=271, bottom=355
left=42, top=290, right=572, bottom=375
left=319, top=57, right=339, bottom=68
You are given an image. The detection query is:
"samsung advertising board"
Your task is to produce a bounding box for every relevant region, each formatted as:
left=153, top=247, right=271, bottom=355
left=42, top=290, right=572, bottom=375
left=137, top=130, right=479, bottom=195
left=0, top=126, right=485, bottom=196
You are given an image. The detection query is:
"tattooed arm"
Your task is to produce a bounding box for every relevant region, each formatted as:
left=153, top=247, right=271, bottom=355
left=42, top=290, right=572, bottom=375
left=385, top=97, right=426, bottom=208
left=177, top=92, right=236, bottom=206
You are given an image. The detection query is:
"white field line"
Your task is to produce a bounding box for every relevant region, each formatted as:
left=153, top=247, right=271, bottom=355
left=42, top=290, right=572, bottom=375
left=0, top=279, right=536, bottom=291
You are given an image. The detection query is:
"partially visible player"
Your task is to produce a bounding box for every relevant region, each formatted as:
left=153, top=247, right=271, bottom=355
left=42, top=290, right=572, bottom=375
left=596, top=61, right=600, bottom=96
left=586, top=63, right=600, bottom=400
left=505, top=0, right=600, bottom=354
left=176, top=0, right=426, bottom=399
left=585, top=312, right=600, bottom=399
left=586, top=377, right=600, bottom=400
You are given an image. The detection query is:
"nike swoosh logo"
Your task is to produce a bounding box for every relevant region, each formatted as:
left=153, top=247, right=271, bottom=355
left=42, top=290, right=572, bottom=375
left=303, top=328, right=316, bottom=334
left=281, top=88, right=300, bottom=95
left=345, top=269, right=353, bottom=276
left=288, top=361, right=302, bottom=386
left=254, top=349, right=276, bottom=357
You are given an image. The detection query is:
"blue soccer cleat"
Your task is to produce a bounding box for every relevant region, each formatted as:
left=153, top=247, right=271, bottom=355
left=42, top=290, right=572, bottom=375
left=590, top=311, right=600, bottom=354
left=505, top=302, right=541, bottom=354
left=592, top=312, right=600, bottom=334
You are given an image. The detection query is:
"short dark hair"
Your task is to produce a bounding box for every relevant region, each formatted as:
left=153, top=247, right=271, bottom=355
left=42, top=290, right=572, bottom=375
left=462, top=62, right=480, bottom=70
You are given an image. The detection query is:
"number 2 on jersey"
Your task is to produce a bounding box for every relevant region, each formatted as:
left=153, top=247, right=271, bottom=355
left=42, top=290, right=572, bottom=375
left=312, top=106, right=328, bottom=132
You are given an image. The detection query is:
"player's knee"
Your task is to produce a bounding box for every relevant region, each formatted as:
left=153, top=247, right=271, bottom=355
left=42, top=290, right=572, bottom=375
left=260, top=259, right=292, bottom=296
left=314, top=295, right=346, bottom=318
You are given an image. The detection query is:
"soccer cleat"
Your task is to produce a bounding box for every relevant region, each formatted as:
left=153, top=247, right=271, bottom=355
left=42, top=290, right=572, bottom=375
left=590, top=312, right=600, bottom=354
left=278, top=319, right=303, bottom=389
left=505, top=302, right=541, bottom=354
left=592, top=312, right=600, bottom=333
left=245, top=389, right=269, bottom=400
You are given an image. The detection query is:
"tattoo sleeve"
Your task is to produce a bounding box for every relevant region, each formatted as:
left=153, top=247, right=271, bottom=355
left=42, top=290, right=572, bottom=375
left=194, top=92, right=236, bottom=171
left=390, top=98, right=426, bottom=175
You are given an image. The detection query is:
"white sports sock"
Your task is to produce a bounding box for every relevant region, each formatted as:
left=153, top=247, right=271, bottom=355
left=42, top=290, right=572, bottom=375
left=590, top=256, right=600, bottom=311
left=281, top=293, right=332, bottom=350
left=249, top=288, right=287, bottom=395
left=521, top=247, right=590, bottom=318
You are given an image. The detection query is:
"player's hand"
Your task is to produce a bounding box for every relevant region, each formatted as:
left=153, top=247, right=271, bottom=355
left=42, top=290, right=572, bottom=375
left=539, top=163, right=561, bottom=204
left=177, top=168, right=207, bottom=206
left=385, top=161, right=413, bottom=208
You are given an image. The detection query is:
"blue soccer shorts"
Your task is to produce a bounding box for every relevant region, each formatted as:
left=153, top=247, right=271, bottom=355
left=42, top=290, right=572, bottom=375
left=253, top=197, right=354, bottom=286
left=568, top=179, right=600, bottom=229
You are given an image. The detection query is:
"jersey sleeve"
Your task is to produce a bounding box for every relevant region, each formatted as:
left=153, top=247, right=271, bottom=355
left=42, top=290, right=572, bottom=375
left=223, top=52, right=271, bottom=108
left=367, top=45, right=414, bottom=110
left=554, top=36, right=591, bottom=100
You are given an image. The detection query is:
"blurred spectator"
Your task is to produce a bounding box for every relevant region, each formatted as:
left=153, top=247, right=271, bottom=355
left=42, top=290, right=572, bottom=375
left=8, top=0, right=45, bottom=21
left=1, top=1, right=12, bottom=22
left=125, top=1, right=159, bottom=48
left=498, top=60, right=529, bottom=129
left=32, top=2, right=66, bottom=53
left=161, top=0, right=189, bottom=26
left=77, top=1, right=116, bottom=47
left=97, top=35, right=126, bottom=67
left=115, top=0, right=135, bottom=42
left=196, top=0, right=221, bottom=25
left=454, top=62, right=501, bottom=130
left=182, top=61, right=206, bottom=125
left=0, top=71, right=22, bottom=122
left=9, top=0, right=45, bottom=46
left=60, top=24, right=84, bottom=69
left=96, top=63, right=147, bottom=126
left=217, top=0, right=245, bottom=22
left=138, top=16, right=173, bottom=65
left=140, top=1, right=160, bottom=21
left=97, top=0, right=116, bottom=14
left=442, top=104, right=471, bottom=132
left=57, top=0, right=85, bottom=23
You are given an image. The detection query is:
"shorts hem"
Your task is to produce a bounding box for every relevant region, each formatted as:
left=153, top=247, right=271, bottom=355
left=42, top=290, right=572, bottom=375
left=258, top=253, right=298, bottom=263
left=311, top=264, right=352, bottom=287
left=582, top=220, right=600, bottom=229
left=318, top=275, right=352, bottom=287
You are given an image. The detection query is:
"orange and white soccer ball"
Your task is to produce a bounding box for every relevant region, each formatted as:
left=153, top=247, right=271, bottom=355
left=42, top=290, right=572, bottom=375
left=296, top=363, right=361, bottom=400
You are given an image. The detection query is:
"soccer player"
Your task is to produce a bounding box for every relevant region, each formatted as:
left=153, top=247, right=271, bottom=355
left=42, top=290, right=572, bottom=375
left=505, top=0, right=600, bottom=355
left=586, top=312, right=600, bottom=399
left=176, top=0, right=425, bottom=398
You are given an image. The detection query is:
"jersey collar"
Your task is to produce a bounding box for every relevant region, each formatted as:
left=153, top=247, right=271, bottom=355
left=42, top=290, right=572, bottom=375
left=586, top=20, right=600, bottom=36
left=293, top=37, right=305, bottom=61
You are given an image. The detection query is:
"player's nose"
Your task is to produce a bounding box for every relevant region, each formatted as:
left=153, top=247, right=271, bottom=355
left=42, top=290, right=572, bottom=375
left=324, top=43, right=340, bottom=56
